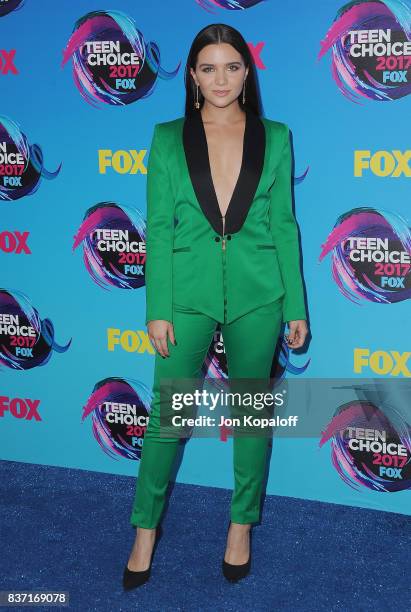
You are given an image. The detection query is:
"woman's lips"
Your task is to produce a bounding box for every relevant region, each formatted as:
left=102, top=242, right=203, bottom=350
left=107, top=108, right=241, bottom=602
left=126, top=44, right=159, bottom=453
left=213, top=90, right=230, bottom=96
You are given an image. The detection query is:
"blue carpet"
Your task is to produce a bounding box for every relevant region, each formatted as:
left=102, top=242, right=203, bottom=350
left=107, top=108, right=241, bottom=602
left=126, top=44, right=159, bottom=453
left=1, top=459, right=409, bottom=611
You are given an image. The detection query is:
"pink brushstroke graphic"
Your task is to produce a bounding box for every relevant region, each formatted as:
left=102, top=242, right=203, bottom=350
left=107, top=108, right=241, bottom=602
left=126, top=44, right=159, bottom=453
left=73, top=202, right=146, bottom=290
left=0, top=115, right=61, bottom=202
left=318, top=0, right=411, bottom=102
left=320, top=400, right=411, bottom=492
left=0, top=289, right=71, bottom=370
left=82, top=378, right=152, bottom=460
left=62, top=10, right=180, bottom=107
left=319, top=207, right=411, bottom=304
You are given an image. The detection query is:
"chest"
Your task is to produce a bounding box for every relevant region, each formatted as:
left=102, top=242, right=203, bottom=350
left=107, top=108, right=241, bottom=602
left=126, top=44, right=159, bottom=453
left=202, top=121, right=246, bottom=218
left=178, top=109, right=271, bottom=236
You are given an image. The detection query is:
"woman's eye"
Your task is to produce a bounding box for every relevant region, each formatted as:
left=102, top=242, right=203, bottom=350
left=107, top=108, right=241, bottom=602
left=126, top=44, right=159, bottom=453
left=202, top=65, right=240, bottom=73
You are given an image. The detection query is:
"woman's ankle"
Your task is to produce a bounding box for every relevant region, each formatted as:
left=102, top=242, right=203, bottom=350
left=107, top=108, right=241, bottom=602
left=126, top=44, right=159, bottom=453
left=230, top=522, right=251, bottom=531
left=135, top=527, right=156, bottom=542
left=137, top=526, right=156, bottom=532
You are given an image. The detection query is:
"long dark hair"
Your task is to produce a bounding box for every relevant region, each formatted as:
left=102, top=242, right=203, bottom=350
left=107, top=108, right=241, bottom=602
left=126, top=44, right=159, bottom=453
left=183, top=23, right=262, bottom=118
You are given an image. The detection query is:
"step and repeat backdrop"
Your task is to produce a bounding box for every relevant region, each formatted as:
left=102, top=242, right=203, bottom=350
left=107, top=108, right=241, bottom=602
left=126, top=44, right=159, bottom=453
left=1, top=0, right=410, bottom=516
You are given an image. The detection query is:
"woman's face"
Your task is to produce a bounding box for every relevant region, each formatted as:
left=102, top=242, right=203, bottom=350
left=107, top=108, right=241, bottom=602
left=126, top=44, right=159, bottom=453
left=190, top=43, right=249, bottom=109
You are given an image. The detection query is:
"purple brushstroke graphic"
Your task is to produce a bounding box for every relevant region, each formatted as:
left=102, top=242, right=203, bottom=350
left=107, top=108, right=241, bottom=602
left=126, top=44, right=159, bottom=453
left=82, top=377, right=152, bottom=460
left=0, top=115, right=61, bottom=202
left=318, top=0, right=411, bottom=102
left=320, top=400, right=411, bottom=492
left=62, top=10, right=180, bottom=107
left=196, top=0, right=265, bottom=11
left=319, top=207, right=411, bottom=304
left=73, top=202, right=146, bottom=290
left=0, top=289, right=71, bottom=370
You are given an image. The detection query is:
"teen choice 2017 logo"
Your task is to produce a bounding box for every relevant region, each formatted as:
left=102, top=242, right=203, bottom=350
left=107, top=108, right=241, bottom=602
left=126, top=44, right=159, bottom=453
left=62, top=10, right=180, bottom=107
left=73, top=202, right=146, bottom=290
left=320, top=400, right=411, bottom=492
left=0, top=116, right=61, bottom=202
left=0, top=289, right=71, bottom=370
left=319, top=207, right=411, bottom=304
left=82, top=377, right=151, bottom=460
left=319, top=0, right=411, bottom=102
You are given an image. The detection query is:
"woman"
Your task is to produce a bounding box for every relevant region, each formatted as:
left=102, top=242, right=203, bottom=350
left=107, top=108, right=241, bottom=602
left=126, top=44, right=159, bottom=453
left=123, top=22, right=308, bottom=589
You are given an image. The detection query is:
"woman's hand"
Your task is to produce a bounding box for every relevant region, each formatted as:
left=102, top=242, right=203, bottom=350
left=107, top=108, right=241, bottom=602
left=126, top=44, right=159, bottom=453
left=285, top=319, right=308, bottom=350
left=147, top=320, right=176, bottom=358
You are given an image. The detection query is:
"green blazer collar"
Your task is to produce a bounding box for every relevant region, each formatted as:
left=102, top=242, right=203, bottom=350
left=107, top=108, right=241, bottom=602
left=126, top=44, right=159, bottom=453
left=182, top=108, right=266, bottom=236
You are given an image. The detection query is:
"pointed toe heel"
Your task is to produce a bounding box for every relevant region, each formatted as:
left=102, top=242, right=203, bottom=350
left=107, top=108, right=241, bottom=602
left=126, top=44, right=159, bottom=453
left=122, top=523, right=163, bottom=590
left=222, top=554, right=251, bottom=583
left=222, top=522, right=252, bottom=583
left=123, top=563, right=151, bottom=590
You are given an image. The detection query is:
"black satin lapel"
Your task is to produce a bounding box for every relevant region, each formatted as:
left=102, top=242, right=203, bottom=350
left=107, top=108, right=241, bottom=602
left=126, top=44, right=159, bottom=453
left=182, top=109, right=266, bottom=236
left=225, top=109, right=266, bottom=234
left=183, top=112, right=222, bottom=235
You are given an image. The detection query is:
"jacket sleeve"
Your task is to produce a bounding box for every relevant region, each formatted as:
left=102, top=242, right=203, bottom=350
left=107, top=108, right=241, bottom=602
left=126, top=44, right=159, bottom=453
left=268, top=123, right=307, bottom=323
left=144, top=123, right=174, bottom=326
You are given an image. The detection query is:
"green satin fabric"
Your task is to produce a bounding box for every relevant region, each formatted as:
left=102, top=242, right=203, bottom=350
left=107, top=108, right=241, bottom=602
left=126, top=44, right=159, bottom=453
left=130, top=297, right=283, bottom=528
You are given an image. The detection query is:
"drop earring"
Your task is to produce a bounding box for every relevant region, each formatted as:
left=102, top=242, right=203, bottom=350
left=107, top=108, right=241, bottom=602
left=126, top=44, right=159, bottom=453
left=242, top=79, right=246, bottom=104
left=195, top=84, right=200, bottom=109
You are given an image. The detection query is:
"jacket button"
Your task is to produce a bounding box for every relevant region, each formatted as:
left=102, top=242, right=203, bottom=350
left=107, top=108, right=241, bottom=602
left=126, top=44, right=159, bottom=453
left=214, top=236, right=221, bottom=242
left=227, top=235, right=232, bottom=240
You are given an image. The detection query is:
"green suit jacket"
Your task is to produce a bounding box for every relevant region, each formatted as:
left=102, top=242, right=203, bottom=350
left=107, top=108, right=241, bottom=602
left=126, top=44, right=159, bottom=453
left=144, top=108, right=307, bottom=326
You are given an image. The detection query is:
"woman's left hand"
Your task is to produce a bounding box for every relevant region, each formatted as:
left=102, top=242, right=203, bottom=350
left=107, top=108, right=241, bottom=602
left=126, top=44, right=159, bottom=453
left=285, top=319, right=308, bottom=349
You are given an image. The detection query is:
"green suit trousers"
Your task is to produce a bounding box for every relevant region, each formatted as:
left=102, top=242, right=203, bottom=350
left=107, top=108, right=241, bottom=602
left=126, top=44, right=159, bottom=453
left=130, top=296, right=283, bottom=529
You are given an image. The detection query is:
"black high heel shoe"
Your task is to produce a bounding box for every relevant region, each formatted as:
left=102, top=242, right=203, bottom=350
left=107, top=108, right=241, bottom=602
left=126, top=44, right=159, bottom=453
left=122, top=523, right=163, bottom=590
left=222, top=521, right=252, bottom=583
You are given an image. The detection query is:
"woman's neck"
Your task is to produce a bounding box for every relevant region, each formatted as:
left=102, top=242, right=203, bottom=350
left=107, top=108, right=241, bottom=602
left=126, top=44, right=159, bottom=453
left=200, top=101, right=245, bottom=126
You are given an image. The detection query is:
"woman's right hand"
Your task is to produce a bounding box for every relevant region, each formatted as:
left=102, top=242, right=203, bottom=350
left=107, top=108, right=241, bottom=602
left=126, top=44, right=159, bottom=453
left=147, top=320, right=176, bottom=358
